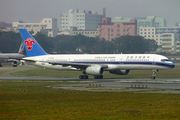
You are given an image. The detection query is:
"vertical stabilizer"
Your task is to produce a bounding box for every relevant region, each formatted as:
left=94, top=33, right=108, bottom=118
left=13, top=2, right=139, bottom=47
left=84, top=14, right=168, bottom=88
left=18, top=42, right=24, bottom=55
left=19, top=28, right=48, bottom=57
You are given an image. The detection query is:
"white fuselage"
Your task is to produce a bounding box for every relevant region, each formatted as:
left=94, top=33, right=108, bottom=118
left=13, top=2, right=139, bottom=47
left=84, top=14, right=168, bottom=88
left=0, top=53, right=24, bottom=63
left=23, top=54, right=175, bottom=71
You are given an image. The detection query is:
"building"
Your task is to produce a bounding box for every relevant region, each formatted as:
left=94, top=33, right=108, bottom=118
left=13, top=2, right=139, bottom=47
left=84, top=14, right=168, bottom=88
left=155, top=17, right=167, bottom=27
left=12, top=18, right=58, bottom=37
left=60, top=9, right=102, bottom=30
left=69, top=27, right=98, bottom=37
left=175, top=22, right=180, bottom=27
left=139, top=27, right=160, bottom=45
left=139, top=27, right=180, bottom=53
left=162, top=33, right=180, bottom=54
left=0, top=21, right=12, bottom=28
left=112, top=16, right=167, bottom=35
left=98, top=17, right=137, bottom=41
left=0, top=22, right=13, bottom=32
left=57, top=27, right=98, bottom=38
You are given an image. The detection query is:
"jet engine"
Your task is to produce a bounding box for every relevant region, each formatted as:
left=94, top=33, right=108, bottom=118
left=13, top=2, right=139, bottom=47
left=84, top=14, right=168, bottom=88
left=83, top=65, right=104, bottom=75
left=13, top=60, right=20, bottom=65
left=109, top=69, right=130, bottom=75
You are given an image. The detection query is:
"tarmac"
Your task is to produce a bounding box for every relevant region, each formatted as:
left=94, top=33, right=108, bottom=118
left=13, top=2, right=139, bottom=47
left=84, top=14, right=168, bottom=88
left=0, top=65, right=180, bottom=94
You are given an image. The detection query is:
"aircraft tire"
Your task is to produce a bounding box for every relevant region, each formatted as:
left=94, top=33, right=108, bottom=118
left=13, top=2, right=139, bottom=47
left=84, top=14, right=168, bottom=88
left=94, top=75, right=103, bottom=79
left=79, top=75, right=88, bottom=79
left=79, top=75, right=83, bottom=79
left=85, top=75, right=88, bottom=79
left=13, top=65, right=17, bottom=67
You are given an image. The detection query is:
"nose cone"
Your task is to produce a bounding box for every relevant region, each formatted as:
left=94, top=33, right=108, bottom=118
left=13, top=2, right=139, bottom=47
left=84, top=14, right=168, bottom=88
left=166, top=62, right=175, bottom=69
left=170, top=62, right=175, bottom=68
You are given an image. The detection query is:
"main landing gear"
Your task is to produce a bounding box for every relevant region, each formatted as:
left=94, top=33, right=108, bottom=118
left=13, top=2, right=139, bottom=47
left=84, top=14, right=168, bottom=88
left=79, top=75, right=88, bottom=79
left=94, top=75, right=103, bottom=79
left=13, top=65, right=17, bottom=67
left=79, top=75, right=103, bottom=79
left=151, top=70, right=158, bottom=80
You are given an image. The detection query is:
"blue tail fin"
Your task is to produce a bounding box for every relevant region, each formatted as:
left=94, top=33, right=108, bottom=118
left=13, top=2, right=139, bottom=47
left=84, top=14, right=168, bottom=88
left=19, top=28, right=48, bottom=57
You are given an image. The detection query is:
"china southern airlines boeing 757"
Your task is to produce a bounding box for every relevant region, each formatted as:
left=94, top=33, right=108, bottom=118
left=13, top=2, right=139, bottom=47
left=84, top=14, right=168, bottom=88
left=19, top=28, right=175, bottom=79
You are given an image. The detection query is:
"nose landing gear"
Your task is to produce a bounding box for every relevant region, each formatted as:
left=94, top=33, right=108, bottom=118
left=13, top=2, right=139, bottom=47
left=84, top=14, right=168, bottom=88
left=151, top=70, right=158, bottom=80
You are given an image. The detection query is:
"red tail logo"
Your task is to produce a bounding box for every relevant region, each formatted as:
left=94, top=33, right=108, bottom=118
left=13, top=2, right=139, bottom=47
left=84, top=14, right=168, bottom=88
left=24, top=38, right=35, bottom=50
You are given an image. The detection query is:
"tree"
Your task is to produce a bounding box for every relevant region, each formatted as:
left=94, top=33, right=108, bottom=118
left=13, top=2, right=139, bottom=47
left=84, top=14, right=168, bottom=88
left=0, top=31, right=158, bottom=54
left=114, top=35, right=157, bottom=54
left=0, top=31, right=21, bottom=53
left=33, top=33, right=54, bottom=53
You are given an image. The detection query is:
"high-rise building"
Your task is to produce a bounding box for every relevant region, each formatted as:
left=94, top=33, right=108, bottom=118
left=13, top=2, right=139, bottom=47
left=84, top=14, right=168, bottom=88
left=175, top=22, right=180, bottom=27
left=60, top=9, right=102, bottom=30
left=98, top=17, right=137, bottom=41
left=155, top=17, right=167, bottom=27
left=112, top=16, right=167, bottom=35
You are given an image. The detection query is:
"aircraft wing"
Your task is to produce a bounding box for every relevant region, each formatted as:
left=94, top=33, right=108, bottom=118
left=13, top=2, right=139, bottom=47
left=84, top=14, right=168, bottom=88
left=48, top=61, right=108, bottom=70
left=16, top=58, right=34, bottom=62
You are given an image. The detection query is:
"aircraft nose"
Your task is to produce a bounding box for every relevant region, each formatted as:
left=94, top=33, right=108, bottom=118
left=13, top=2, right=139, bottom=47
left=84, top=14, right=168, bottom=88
left=173, top=63, right=175, bottom=68
left=171, top=63, right=175, bottom=68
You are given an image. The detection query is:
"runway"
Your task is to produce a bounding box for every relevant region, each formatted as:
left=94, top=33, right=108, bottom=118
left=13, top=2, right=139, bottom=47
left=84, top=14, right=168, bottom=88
left=1, top=76, right=180, bottom=91
left=48, top=78, right=180, bottom=90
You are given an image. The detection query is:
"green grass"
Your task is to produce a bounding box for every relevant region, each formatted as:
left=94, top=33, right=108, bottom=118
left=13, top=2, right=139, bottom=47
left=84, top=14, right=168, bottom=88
left=1, top=81, right=180, bottom=120
left=10, top=64, right=180, bottom=78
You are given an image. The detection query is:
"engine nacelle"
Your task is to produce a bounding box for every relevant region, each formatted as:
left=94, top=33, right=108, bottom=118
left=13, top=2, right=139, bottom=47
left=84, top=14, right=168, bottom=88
left=13, top=60, right=20, bottom=65
left=109, top=69, right=130, bottom=75
left=83, top=66, right=104, bottom=76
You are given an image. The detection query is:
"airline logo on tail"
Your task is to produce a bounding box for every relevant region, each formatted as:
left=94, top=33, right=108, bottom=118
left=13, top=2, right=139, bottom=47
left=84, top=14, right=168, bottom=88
left=19, top=28, right=47, bottom=57
left=24, top=38, right=35, bottom=51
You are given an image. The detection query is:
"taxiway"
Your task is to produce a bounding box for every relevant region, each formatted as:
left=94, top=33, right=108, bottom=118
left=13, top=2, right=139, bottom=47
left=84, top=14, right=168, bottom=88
left=1, top=76, right=180, bottom=90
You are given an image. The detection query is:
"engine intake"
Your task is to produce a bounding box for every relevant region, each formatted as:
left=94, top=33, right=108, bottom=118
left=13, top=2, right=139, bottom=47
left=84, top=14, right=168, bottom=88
left=109, top=69, right=130, bottom=75
left=13, top=60, right=20, bottom=65
left=83, top=65, right=104, bottom=75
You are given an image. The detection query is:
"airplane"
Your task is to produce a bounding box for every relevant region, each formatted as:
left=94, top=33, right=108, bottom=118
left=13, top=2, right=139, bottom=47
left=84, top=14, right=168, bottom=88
left=0, top=42, right=24, bottom=67
left=19, top=28, right=175, bottom=79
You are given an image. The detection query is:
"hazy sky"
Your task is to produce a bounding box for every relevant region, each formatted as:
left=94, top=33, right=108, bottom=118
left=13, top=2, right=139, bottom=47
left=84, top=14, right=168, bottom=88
left=0, top=0, right=180, bottom=27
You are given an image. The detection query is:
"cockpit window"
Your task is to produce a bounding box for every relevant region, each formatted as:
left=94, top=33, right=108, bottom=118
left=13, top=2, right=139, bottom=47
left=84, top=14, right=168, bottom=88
left=161, top=59, right=170, bottom=62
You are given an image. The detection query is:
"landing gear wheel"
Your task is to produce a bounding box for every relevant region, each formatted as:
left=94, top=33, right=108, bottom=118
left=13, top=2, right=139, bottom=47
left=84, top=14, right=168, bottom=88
left=151, top=70, right=158, bottom=80
left=0, top=65, right=2, bottom=67
left=13, top=65, right=17, bottom=67
left=79, top=75, right=83, bottom=79
left=94, top=75, right=103, bottom=79
left=79, top=75, right=88, bottom=79
left=84, top=75, right=88, bottom=79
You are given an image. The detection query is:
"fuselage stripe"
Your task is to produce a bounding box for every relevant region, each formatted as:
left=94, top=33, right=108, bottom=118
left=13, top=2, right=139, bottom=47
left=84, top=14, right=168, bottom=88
left=55, top=61, right=175, bottom=68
